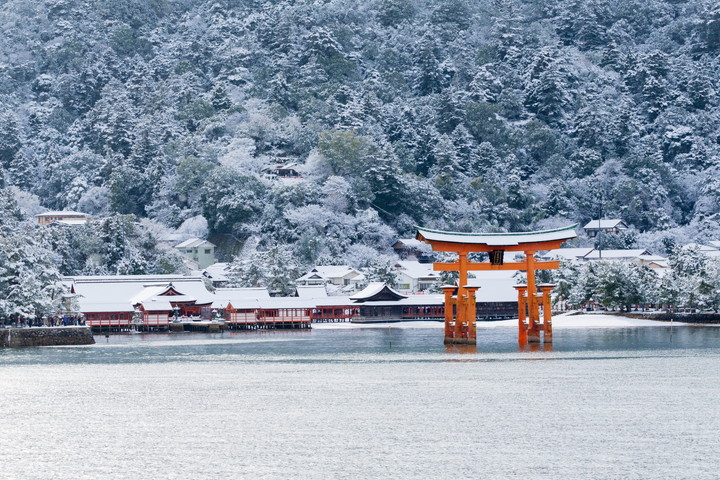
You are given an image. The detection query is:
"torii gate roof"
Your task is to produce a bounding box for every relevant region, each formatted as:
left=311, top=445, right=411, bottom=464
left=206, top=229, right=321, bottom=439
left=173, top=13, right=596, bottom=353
left=415, top=224, right=578, bottom=251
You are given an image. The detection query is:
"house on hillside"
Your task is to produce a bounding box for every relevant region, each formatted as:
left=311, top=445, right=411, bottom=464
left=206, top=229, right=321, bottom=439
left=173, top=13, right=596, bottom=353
left=175, top=238, right=216, bottom=269
left=393, top=260, right=441, bottom=293
left=295, top=265, right=364, bottom=290
left=36, top=210, right=92, bottom=226
left=262, top=162, right=302, bottom=178
left=632, top=254, right=669, bottom=270
left=583, top=219, right=628, bottom=237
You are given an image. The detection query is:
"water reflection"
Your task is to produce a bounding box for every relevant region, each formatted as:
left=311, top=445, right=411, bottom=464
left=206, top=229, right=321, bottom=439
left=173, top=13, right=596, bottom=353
left=444, top=344, right=478, bottom=355
left=1, top=325, right=720, bottom=366
left=519, top=342, right=554, bottom=353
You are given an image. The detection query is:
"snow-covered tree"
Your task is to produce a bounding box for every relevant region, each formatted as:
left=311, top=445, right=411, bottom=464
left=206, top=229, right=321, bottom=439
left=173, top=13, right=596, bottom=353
left=0, top=233, right=64, bottom=319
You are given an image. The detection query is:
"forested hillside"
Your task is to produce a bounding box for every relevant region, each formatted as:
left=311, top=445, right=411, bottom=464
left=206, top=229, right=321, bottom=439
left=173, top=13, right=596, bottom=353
left=2, top=0, right=720, bottom=276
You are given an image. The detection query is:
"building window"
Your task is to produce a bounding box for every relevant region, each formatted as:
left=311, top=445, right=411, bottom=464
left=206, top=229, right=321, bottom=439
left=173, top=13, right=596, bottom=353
left=204, top=249, right=211, bottom=254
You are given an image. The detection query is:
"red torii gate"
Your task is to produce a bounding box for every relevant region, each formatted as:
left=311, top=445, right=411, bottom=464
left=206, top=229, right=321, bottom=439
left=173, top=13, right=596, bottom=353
left=416, top=225, right=577, bottom=345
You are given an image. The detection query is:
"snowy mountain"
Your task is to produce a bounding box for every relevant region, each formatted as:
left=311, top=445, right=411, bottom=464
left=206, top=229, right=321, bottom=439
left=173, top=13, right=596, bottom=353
left=2, top=0, right=720, bottom=279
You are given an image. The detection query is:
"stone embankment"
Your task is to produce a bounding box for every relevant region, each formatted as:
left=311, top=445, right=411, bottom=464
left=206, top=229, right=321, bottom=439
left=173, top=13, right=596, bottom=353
left=0, top=327, right=95, bottom=347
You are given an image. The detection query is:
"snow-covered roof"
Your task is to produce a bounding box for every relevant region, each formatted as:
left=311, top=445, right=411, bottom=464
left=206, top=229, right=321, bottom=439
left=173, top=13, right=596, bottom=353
left=708, top=240, right=720, bottom=249
left=635, top=254, right=668, bottom=263
left=202, top=262, right=230, bottom=281
left=416, top=225, right=578, bottom=247
left=296, top=265, right=362, bottom=281
left=130, top=285, right=169, bottom=304
left=541, top=248, right=595, bottom=261
left=350, top=282, right=407, bottom=301
left=141, top=300, right=174, bottom=312
left=78, top=302, right=135, bottom=313
left=683, top=243, right=719, bottom=252
left=175, top=237, right=215, bottom=249
left=68, top=275, right=214, bottom=313
left=583, top=219, right=627, bottom=230
left=215, top=287, right=271, bottom=299
left=212, top=287, right=271, bottom=309
left=583, top=249, right=650, bottom=260
left=159, top=232, right=189, bottom=243
left=394, top=261, right=439, bottom=280
left=314, top=296, right=355, bottom=307
left=56, top=218, right=90, bottom=225
left=296, top=285, right=329, bottom=298
left=36, top=210, right=90, bottom=217
left=131, top=285, right=201, bottom=306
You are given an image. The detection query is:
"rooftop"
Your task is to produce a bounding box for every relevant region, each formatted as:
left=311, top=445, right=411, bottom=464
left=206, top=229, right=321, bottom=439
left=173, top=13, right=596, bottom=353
left=297, top=265, right=362, bottom=281
left=583, top=219, right=627, bottom=230
left=36, top=210, right=90, bottom=217
left=583, top=249, right=650, bottom=260
left=175, top=237, right=215, bottom=249
left=415, top=224, right=578, bottom=248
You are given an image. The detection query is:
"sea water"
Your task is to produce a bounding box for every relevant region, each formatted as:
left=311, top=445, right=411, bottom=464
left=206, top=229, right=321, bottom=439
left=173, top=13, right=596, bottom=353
left=1, top=326, right=719, bottom=479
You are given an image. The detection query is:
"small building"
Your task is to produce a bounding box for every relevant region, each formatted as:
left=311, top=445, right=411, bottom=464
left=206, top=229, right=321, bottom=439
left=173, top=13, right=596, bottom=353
left=175, top=238, right=217, bottom=269
left=36, top=210, right=92, bottom=226
left=262, top=162, right=302, bottom=178
left=583, top=219, right=628, bottom=238
left=393, top=260, right=441, bottom=293
left=632, top=254, right=669, bottom=268
left=296, top=265, right=364, bottom=289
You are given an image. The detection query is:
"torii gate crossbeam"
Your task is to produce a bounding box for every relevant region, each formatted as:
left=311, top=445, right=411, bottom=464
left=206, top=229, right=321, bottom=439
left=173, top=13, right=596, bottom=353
left=416, top=225, right=577, bottom=345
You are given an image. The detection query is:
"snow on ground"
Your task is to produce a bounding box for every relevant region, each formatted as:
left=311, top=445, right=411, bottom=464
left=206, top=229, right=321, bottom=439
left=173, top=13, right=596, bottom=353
left=314, top=321, right=444, bottom=330
left=313, top=313, right=684, bottom=330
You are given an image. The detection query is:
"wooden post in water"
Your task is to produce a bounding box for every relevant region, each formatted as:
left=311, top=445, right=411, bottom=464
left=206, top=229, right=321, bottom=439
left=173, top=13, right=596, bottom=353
left=464, top=286, right=479, bottom=344
left=514, top=285, right=528, bottom=345
left=441, top=286, right=456, bottom=342
left=539, top=284, right=556, bottom=343
left=524, top=251, right=541, bottom=343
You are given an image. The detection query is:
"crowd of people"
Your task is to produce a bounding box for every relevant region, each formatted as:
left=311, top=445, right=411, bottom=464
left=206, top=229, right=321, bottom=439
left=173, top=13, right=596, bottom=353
left=0, top=315, right=86, bottom=328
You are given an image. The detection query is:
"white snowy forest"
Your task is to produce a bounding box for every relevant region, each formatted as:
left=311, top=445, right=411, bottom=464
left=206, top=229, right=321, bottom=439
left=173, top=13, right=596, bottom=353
left=2, top=0, right=720, bottom=314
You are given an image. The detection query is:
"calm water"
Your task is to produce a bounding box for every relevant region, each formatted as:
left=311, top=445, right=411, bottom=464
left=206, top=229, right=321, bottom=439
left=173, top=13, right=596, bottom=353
left=1, top=325, right=720, bottom=480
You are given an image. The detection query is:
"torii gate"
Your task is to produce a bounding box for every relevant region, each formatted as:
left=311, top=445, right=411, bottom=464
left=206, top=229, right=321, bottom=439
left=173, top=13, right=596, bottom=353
left=416, top=225, right=577, bottom=345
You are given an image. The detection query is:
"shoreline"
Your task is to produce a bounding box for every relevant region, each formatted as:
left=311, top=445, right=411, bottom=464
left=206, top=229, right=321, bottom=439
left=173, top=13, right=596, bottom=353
left=312, top=313, right=693, bottom=330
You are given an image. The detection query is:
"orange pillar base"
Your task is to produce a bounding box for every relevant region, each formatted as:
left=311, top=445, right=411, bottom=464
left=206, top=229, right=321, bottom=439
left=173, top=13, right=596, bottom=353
left=527, top=328, right=542, bottom=343
left=444, top=334, right=477, bottom=345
